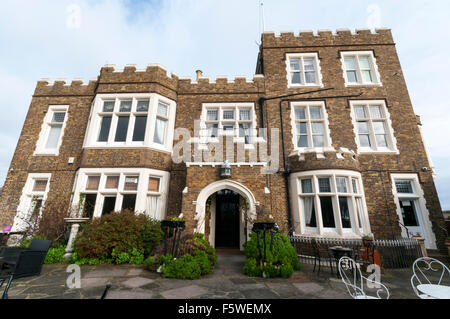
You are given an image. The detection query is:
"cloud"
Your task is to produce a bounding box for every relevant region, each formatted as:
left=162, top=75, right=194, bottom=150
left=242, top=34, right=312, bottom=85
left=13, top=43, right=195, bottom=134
left=0, top=0, right=449, bottom=209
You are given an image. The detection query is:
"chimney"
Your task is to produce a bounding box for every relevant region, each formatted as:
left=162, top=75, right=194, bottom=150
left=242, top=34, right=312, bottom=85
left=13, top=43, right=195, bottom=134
left=196, top=70, right=203, bottom=81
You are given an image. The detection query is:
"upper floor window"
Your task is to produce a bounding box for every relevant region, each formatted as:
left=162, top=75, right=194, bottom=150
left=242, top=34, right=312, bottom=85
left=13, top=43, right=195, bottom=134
left=286, top=53, right=323, bottom=88
left=349, top=100, right=398, bottom=154
left=199, top=103, right=258, bottom=149
left=84, top=93, right=176, bottom=152
left=34, top=105, right=69, bottom=156
left=290, top=101, right=332, bottom=151
left=341, top=51, right=382, bottom=86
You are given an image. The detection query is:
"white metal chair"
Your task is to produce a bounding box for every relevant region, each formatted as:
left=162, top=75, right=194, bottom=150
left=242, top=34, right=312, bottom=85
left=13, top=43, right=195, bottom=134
left=338, top=256, right=390, bottom=299
left=410, top=257, right=450, bottom=299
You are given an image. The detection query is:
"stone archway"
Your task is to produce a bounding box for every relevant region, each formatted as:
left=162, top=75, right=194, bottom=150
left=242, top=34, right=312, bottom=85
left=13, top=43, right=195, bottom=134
left=194, top=180, right=257, bottom=250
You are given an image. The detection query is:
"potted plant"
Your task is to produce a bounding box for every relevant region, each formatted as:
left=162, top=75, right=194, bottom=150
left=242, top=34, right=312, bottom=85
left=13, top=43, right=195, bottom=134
left=161, top=214, right=186, bottom=229
left=361, top=234, right=374, bottom=247
left=252, top=206, right=276, bottom=232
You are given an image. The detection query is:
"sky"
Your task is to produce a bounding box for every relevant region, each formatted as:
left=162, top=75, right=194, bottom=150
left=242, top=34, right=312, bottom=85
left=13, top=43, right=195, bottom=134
left=0, top=0, right=449, bottom=209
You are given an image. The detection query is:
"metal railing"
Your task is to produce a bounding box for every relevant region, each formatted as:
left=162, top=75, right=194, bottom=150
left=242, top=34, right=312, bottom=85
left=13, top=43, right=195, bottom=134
left=290, top=235, right=423, bottom=269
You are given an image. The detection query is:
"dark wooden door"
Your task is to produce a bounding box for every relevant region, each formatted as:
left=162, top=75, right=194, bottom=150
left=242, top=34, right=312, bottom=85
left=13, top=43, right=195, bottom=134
left=215, top=190, right=240, bottom=248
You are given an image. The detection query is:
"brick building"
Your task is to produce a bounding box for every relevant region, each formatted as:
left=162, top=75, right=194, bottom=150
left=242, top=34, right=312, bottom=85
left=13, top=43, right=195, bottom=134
left=0, top=28, right=447, bottom=254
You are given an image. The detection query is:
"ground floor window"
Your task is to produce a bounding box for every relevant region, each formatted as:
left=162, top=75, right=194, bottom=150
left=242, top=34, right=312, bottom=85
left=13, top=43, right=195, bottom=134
left=290, top=169, right=370, bottom=237
left=73, top=168, right=169, bottom=220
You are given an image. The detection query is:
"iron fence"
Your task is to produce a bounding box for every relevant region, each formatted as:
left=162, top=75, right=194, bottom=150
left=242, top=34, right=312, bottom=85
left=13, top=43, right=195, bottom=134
left=290, top=236, right=423, bottom=269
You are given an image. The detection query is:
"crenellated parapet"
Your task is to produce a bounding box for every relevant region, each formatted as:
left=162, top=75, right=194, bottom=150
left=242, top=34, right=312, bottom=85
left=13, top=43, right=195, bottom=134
left=178, top=74, right=265, bottom=94
left=34, top=78, right=98, bottom=96
left=261, top=28, right=394, bottom=48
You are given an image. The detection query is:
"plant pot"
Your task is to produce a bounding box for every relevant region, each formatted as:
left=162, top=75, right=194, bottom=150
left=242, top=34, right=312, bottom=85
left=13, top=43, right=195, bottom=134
left=252, top=222, right=276, bottom=232
left=161, top=220, right=186, bottom=229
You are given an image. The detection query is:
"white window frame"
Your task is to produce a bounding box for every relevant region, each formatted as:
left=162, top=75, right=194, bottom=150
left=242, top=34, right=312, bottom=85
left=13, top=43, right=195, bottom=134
left=72, top=168, right=169, bottom=220
left=286, top=53, right=323, bottom=88
left=290, top=101, right=333, bottom=152
left=34, top=105, right=69, bottom=156
left=197, top=103, right=261, bottom=150
left=340, top=51, right=382, bottom=87
left=289, top=169, right=371, bottom=238
left=349, top=100, right=398, bottom=154
left=390, top=173, right=436, bottom=249
left=13, top=173, right=52, bottom=231
left=83, top=93, right=176, bottom=153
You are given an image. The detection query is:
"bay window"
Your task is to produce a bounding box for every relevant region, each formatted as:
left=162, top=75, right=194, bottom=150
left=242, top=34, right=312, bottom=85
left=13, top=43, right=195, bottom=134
left=290, top=170, right=370, bottom=237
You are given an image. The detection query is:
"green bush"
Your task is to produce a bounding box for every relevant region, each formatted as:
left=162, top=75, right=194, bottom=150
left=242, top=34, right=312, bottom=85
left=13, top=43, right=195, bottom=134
left=73, top=209, right=163, bottom=262
left=44, top=246, right=66, bottom=264
left=161, top=254, right=202, bottom=280
left=242, top=232, right=300, bottom=278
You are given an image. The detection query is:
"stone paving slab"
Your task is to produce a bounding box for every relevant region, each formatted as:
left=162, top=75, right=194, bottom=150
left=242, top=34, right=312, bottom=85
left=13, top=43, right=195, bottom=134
left=292, top=282, right=324, bottom=294
left=160, top=285, right=208, bottom=299
left=105, top=289, right=155, bottom=299
left=122, top=277, right=155, bottom=288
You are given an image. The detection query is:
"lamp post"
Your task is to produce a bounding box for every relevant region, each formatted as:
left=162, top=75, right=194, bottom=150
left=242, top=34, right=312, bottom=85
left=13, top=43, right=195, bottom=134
left=220, top=160, right=232, bottom=178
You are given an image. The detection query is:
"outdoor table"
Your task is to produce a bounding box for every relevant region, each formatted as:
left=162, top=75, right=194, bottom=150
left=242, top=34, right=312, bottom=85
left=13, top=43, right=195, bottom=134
left=417, top=284, right=450, bottom=299
left=329, top=246, right=354, bottom=277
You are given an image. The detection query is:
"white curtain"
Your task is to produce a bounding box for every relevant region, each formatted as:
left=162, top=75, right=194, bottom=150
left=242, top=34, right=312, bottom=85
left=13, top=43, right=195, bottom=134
left=146, top=196, right=158, bottom=219
left=154, top=118, right=167, bottom=145
left=303, top=197, right=314, bottom=226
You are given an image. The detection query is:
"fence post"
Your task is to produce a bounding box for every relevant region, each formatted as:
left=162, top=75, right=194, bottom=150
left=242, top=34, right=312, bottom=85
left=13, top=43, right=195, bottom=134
left=413, top=236, right=427, bottom=257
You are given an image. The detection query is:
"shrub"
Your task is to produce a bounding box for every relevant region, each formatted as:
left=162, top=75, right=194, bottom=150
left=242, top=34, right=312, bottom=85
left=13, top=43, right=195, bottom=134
left=242, top=232, right=300, bottom=278
left=73, top=209, right=163, bottom=262
left=44, top=246, right=66, bottom=264
left=161, top=254, right=202, bottom=280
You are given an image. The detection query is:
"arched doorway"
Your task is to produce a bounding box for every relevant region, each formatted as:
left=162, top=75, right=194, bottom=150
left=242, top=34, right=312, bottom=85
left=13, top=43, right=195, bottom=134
left=194, top=180, right=257, bottom=250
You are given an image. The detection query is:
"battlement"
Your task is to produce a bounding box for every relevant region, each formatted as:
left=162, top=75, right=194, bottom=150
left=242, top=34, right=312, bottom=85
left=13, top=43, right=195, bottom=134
left=261, top=28, right=394, bottom=47
left=178, top=74, right=265, bottom=94
left=34, top=78, right=98, bottom=96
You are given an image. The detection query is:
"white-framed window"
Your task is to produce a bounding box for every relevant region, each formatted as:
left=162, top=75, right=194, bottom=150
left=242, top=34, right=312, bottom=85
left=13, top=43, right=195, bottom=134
left=340, top=51, right=382, bottom=86
left=289, top=170, right=370, bottom=237
left=349, top=100, right=398, bottom=154
left=84, top=93, right=176, bottom=152
left=390, top=173, right=436, bottom=249
left=198, top=103, right=259, bottom=149
left=72, top=168, right=170, bottom=220
left=290, top=101, right=333, bottom=152
left=286, top=53, right=323, bottom=88
left=13, top=173, right=52, bottom=231
left=34, top=105, right=69, bottom=155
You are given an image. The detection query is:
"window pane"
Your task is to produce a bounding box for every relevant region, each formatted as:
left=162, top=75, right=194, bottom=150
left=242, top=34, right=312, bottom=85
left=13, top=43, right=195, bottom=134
left=291, top=72, right=301, bottom=84
left=115, top=116, right=130, bottom=142
left=369, top=106, right=382, bottom=119
left=223, top=110, right=234, bottom=120
left=352, top=178, right=359, bottom=194
left=83, top=194, right=97, bottom=218
left=122, top=194, right=137, bottom=211
left=357, top=122, right=369, bottom=134
left=312, top=135, right=324, bottom=147
left=309, top=107, right=322, bottom=119
left=354, top=106, right=366, bottom=119
left=148, top=177, right=160, bottom=192
left=105, top=176, right=119, bottom=189
left=102, top=196, right=116, bottom=215
left=336, top=177, right=348, bottom=193
left=86, top=176, right=100, bottom=190
left=207, top=109, right=218, bottom=121
left=400, top=200, right=419, bottom=226
left=344, top=57, right=356, bottom=70
left=376, top=134, right=388, bottom=147
left=318, top=178, right=331, bottom=192
left=311, top=122, right=324, bottom=134
left=359, top=134, right=371, bottom=147
left=157, top=102, right=169, bottom=117
left=356, top=198, right=364, bottom=229
left=33, top=179, right=48, bottom=192
left=301, top=179, right=313, bottom=193
left=119, top=100, right=132, bottom=112
left=146, top=196, right=158, bottom=219
left=303, top=58, right=315, bottom=71
left=239, top=109, right=251, bottom=121
left=339, top=197, right=352, bottom=228
left=207, top=124, right=218, bottom=137
left=45, top=126, right=62, bottom=149
left=295, top=108, right=306, bottom=120
left=103, top=101, right=115, bottom=112
left=303, top=197, right=316, bottom=227
left=358, top=56, right=371, bottom=69
left=154, top=118, right=167, bottom=144
left=395, top=180, right=413, bottom=194
left=320, top=196, right=335, bottom=228
left=346, top=71, right=358, bottom=83
left=132, top=116, right=147, bottom=142
left=124, top=176, right=139, bottom=191
left=52, top=112, right=66, bottom=123
left=223, top=125, right=234, bottom=131
left=239, top=123, right=251, bottom=144
left=372, top=121, right=386, bottom=134
left=305, top=72, right=316, bottom=84
left=136, top=100, right=149, bottom=112
left=361, top=70, right=373, bottom=83
left=297, top=122, right=307, bottom=134
left=98, top=116, right=112, bottom=142
left=290, top=59, right=301, bottom=71
left=297, top=135, right=308, bottom=147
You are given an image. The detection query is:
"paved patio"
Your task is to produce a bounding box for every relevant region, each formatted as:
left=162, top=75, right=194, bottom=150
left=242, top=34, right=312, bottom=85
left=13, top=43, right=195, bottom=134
left=7, top=251, right=420, bottom=299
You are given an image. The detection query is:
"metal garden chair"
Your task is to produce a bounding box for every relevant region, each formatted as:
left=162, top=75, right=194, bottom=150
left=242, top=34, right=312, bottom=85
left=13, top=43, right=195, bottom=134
left=311, top=239, right=334, bottom=275
left=338, top=256, right=390, bottom=299
left=410, top=257, right=450, bottom=299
